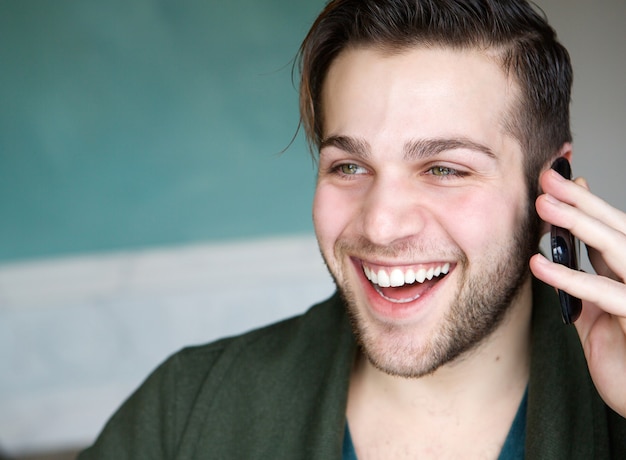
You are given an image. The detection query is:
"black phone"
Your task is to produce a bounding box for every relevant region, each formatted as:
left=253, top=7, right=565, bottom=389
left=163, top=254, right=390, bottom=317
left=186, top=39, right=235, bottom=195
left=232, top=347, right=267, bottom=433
left=550, top=157, right=582, bottom=324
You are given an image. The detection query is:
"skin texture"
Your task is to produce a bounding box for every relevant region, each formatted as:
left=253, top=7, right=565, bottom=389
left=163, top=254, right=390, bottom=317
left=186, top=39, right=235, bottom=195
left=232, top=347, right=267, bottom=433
left=314, top=46, right=535, bottom=378
left=312, top=45, right=538, bottom=457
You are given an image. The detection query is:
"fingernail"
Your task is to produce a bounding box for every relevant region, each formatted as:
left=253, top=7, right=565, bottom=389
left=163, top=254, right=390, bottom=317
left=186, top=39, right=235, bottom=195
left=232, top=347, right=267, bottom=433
left=549, top=169, right=566, bottom=181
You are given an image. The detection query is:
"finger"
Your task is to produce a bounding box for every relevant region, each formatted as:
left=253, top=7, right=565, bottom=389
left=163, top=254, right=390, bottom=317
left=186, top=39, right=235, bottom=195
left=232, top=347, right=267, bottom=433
left=573, top=176, right=589, bottom=190
left=529, top=253, right=626, bottom=320
left=574, top=289, right=626, bottom=346
left=544, top=171, right=624, bottom=279
left=574, top=177, right=625, bottom=279
left=536, top=191, right=626, bottom=281
left=536, top=193, right=626, bottom=281
left=575, top=311, right=626, bottom=415
left=585, top=243, right=618, bottom=281
left=540, top=169, right=626, bottom=236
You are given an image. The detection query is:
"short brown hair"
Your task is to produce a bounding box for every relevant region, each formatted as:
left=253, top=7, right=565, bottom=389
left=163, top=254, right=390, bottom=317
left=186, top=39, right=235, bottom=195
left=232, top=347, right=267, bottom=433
left=297, top=0, right=573, bottom=183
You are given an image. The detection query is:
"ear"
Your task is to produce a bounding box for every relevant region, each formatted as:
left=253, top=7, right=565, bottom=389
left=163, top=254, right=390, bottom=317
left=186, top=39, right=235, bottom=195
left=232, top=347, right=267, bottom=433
left=558, top=142, right=573, bottom=164
left=540, top=142, right=574, bottom=181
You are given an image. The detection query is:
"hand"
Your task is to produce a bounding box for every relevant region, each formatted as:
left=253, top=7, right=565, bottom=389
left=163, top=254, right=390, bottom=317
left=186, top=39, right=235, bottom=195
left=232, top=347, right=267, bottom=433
left=529, top=167, right=626, bottom=418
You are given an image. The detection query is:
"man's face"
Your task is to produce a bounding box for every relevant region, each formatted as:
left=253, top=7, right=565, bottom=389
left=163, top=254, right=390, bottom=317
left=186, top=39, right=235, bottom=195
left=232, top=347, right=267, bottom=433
left=313, top=46, right=537, bottom=378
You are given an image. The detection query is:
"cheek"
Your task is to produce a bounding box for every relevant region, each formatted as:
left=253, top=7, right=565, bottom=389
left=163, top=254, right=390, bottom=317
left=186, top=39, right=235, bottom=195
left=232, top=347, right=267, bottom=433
left=438, top=188, right=525, bottom=253
left=313, top=186, right=350, bottom=250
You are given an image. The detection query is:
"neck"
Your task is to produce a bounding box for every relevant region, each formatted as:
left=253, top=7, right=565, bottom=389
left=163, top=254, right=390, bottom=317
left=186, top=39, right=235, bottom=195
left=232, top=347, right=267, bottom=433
left=348, top=277, right=533, bottom=420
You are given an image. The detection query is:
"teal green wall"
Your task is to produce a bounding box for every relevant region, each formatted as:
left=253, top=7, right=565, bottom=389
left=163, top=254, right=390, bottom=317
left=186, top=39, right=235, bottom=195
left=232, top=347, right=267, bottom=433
left=0, top=0, right=325, bottom=262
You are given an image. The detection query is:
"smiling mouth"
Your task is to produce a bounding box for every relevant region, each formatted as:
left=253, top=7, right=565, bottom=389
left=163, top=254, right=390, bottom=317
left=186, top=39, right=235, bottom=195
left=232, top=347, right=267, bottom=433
left=362, top=262, right=451, bottom=304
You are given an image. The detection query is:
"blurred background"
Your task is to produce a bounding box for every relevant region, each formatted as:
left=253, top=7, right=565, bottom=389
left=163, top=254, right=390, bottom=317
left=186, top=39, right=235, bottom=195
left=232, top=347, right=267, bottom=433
left=0, top=0, right=624, bottom=458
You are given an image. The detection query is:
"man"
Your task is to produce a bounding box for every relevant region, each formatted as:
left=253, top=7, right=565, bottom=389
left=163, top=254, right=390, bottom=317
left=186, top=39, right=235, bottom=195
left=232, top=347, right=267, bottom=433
left=79, top=0, right=626, bottom=458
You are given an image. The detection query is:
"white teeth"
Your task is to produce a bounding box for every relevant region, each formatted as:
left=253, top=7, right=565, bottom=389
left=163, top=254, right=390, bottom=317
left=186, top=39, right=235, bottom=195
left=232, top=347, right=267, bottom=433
left=390, top=269, right=405, bottom=287
left=405, top=269, right=416, bottom=284
left=416, top=268, right=426, bottom=283
left=363, top=263, right=451, bottom=286
left=377, top=269, right=390, bottom=287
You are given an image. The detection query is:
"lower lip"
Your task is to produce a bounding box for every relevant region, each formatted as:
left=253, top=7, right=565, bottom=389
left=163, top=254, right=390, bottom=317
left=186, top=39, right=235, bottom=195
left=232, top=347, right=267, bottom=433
left=354, top=260, right=451, bottom=321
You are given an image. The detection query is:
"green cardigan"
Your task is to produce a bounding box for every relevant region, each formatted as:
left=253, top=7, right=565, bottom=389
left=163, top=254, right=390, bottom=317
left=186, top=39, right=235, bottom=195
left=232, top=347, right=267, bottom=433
left=79, top=279, right=626, bottom=459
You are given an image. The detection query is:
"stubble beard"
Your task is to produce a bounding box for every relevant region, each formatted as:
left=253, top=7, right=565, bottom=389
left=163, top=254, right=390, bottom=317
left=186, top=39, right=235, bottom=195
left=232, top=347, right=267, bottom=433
left=323, top=203, right=540, bottom=379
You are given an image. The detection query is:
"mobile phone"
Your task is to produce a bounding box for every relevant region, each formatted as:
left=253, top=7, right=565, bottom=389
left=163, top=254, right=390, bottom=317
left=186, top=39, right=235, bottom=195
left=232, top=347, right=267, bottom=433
left=550, top=157, right=582, bottom=324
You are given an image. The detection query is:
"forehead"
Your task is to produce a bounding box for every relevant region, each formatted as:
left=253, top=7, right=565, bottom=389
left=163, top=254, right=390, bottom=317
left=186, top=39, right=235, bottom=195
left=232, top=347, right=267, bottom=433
left=321, top=45, right=519, bottom=147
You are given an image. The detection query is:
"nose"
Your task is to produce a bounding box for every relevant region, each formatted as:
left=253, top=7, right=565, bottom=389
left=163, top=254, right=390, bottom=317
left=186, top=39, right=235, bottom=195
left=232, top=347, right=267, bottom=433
left=359, top=177, right=426, bottom=247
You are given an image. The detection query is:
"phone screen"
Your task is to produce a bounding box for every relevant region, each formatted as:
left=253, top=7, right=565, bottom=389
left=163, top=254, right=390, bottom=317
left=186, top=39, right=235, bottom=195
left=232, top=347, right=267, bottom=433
left=550, top=157, right=582, bottom=324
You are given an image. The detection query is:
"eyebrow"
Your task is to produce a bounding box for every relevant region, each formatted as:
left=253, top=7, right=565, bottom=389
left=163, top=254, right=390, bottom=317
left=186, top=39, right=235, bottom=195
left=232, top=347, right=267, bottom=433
left=320, top=135, right=496, bottom=160
left=404, top=138, right=497, bottom=160
left=320, top=135, right=371, bottom=158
